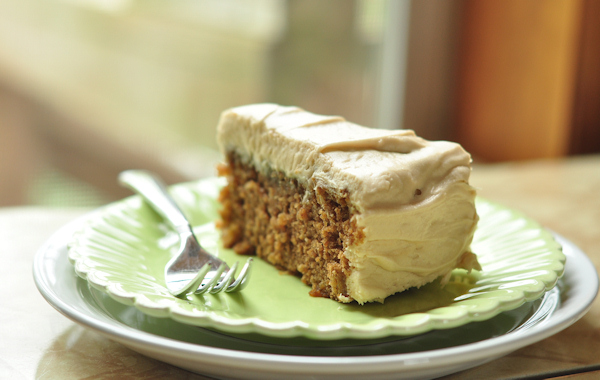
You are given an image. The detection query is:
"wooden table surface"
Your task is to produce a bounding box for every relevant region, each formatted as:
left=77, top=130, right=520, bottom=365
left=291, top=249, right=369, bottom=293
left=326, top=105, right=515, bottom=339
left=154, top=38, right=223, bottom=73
left=443, top=155, right=600, bottom=380
left=1, top=154, right=599, bottom=379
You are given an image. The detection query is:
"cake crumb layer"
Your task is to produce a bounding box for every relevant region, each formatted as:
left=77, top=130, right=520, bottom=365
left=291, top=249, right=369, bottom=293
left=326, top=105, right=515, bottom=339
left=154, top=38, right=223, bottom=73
left=219, top=152, right=365, bottom=302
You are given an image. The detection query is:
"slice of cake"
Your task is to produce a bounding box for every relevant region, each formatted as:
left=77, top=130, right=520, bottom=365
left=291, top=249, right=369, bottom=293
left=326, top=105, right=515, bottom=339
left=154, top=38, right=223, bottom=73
left=216, top=103, right=479, bottom=304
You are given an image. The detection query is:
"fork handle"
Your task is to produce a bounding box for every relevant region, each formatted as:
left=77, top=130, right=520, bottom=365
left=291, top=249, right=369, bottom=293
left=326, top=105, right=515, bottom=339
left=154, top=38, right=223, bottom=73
left=118, top=170, right=192, bottom=232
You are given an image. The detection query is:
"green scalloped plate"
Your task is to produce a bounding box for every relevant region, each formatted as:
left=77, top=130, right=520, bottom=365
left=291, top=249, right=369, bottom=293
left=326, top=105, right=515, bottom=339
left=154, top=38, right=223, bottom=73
left=68, top=177, right=565, bottom=340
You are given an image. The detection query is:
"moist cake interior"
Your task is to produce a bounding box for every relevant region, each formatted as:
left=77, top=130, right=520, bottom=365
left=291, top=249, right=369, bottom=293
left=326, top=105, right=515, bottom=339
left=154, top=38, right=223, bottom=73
left=218, top=151, right=365, bottom=302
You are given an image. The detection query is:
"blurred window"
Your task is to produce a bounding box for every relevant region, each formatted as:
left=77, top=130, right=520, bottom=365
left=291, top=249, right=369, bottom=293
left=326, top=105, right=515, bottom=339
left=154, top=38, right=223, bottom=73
left=0, top=0, right=401, bottom=207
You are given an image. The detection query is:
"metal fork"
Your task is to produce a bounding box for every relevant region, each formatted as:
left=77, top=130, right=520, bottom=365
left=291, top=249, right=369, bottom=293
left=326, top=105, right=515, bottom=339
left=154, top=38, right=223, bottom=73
left=118, top=170, right=252, bottom=297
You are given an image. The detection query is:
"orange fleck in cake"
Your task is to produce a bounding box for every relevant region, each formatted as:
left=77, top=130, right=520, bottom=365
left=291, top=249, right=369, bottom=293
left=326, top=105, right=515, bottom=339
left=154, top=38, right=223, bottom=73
left=216, top=104, right=479, bottom=304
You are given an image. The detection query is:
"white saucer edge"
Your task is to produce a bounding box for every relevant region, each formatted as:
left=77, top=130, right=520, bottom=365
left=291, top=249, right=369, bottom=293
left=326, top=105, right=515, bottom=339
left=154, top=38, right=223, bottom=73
left=33, top=214, right=599, bottom=380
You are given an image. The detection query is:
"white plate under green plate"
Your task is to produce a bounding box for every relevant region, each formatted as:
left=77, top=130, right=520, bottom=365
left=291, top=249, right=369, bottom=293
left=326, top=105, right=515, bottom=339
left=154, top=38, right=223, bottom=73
left=67, top=177, right=565, bottom=340
left=34, top=218, right=597, bottom=379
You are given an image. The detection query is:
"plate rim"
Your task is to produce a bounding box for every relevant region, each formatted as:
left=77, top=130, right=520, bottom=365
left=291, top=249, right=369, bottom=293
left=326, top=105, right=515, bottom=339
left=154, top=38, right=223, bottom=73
left=64, top=179, right=567, bottom=339
left=33, top=212, right=598, bottom=379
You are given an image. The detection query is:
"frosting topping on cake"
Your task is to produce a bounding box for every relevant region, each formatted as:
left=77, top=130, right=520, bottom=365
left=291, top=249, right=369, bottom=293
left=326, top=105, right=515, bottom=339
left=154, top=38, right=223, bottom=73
left=217, top=103, right=478, bottom=304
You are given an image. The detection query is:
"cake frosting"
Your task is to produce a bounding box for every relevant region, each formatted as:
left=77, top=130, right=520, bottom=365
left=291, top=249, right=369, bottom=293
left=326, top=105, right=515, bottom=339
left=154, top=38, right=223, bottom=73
left=217, top=103, right=479, bottom=304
